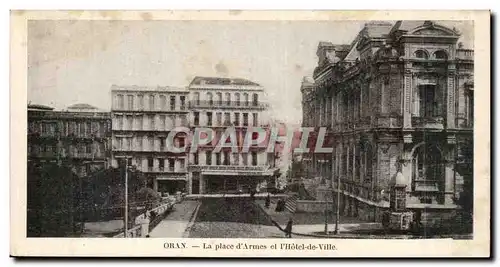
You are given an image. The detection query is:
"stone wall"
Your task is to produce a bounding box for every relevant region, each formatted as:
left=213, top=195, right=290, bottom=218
left=295, top=200, right=331, bottom=213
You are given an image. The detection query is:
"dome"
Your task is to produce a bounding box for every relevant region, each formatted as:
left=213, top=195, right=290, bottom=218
left=391, top=171, right=407, bottom=186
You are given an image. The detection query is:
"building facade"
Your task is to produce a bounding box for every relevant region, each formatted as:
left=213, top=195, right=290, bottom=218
left=110, top=85, right=190, bottom=194
left=27, top=103, right=112, bottom=177
left=302, top=21, right=474, bottom=223
left=187, top=76, right=280, bottom=194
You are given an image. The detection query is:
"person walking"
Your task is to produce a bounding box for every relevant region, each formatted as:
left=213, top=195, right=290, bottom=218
left=284, top=218, right=293, bottom=238
left=265, top=193, right=271, bottom=209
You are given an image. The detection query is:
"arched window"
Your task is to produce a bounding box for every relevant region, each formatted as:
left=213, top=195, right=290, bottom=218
left=207, top=92, right=213, bottom=106
left=243, top=93, right=249, bottom=106
left=411, top=143, right=444, bottom=195
left=235, top=93, right=241, bottom=106
left=414, top=50, right=429, bottom=59
left=252, top=93, right=259, bottom=106
left=434, top=50, right=448, bottom=60
left=225, top=93, right=231, bottom=106
left=216, top=92, right=222, bottom=106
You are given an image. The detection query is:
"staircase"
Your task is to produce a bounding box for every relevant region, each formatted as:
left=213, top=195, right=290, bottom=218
left=284, top=194, right=298, bottom=213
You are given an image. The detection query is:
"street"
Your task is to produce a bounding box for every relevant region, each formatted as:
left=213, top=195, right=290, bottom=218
left=187, top=197, right=284, bottom=238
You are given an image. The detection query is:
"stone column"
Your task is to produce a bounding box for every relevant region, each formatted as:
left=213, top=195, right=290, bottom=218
left=446, top=64, right=457, bottom=129
left=199, top=175, right=204, bottom=194
left=187, top=173, right=193, bottom=195
left=403, top=63, right=413, bottom=128
left=444, top=135, right=457, bottom=205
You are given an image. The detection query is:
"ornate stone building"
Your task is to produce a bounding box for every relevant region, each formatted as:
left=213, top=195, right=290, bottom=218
left=302, top=21, right=474, bottom=224
left=27, top=103, right=112, bottom=177
left=110, top=85, right=190, bottom=194
left=187, top=76, right=280, bottom=194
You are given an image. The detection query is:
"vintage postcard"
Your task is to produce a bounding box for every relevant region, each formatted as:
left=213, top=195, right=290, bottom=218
left=10, top=10, right=490, bottom=257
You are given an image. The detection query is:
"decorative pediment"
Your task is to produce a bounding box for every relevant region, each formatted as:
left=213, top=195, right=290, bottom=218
left=409, top=21, right=460, bottom=37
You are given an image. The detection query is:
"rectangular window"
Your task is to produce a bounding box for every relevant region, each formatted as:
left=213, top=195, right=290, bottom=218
left=206, top=151, right=212, bottom=165
left=168, top=158, right=175, bottom=171
left=243, top=113, right=249, bottom=126
left=138, top=95, right=144, bottom=109
left=223, top=151, right=230, bottom=165
left=251, top=152, right=258, bottom=166
left=170, top=96, right=176, bottom=110
left=216, top=112, right=222, bottom=126
left=193, top=152, right=199, bottom=165
left=117, top=94, right=124, bottom=109
left=126, top=116, right=132, bottom=131
left=137, top=116, right=143, bottom=130
left=215, top=153, right=221, bottom=165
left=148, top=158, right=154, bottom=170
left=159, top=158, right=165, bottom=171
left=224, top=112, right=230, bottom=126
left=159, top=115, right=165, bottom=130
left=207, top=112, right=213, bottom=126
left=252, top=113, right=258, bottom=126
left=160, top=95, right=167, bottom=110
left=127, top=95, right=134, bottom=110
left=149, top=95, right=155, bottom=110
left=179, top=158, right=185, bottom=170
left=194, top=92, right=200, bottom=105
left=194, top=112, right=200, bottom=126
left=150, top=115, right=155, bottom=130
left=160, top=137, right=165, bottom=151
left=149, top=136, right=154, bottom=151
left=419, top=85, right=438, bottom=117
left=180, top=96, right=186, bottom=110
left=234, top=113, right=240, bottom=126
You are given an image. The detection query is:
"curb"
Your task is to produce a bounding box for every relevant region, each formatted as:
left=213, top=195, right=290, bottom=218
left=181, top=201, right=202, bottom=238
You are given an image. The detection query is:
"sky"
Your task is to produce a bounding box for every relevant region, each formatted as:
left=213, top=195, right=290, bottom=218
left=28, top=20, right=474, bottom=125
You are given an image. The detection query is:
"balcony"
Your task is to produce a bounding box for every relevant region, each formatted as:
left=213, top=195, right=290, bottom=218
left=189, top=100, right=268, bottom=110
left=457, top=49, right=474, bottom=61
left=411, top=116, right=444, bottom=129
left=188, top=164, right=278, bottom=175
left=142, top=166, right=187, bottom=173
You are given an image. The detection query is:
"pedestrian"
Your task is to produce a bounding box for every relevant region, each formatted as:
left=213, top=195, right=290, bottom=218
left=250, top=190, right=255, bottom=201
left=265, top=193, right=271, bottom=209
left=284, top=218, right=293, bottom=238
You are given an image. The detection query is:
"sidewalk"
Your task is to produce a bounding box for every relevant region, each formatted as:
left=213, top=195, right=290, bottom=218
left=149, top=200, right=200, bottom=238
left=256, top=200, right=382, bottom=238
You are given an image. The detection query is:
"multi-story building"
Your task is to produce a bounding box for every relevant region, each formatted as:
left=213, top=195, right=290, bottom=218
left=110, top=85, right=190, bottom=194
left=187, top=76, right=280, bottom=194
left=301, top=21, right=474, bottom=223
left=27, top=103, right=111, bottom=177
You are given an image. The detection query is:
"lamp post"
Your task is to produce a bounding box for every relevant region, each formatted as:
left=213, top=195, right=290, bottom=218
left=124, top=160, right=128, bottom=238
left=334, top=170, right=340, bottom=235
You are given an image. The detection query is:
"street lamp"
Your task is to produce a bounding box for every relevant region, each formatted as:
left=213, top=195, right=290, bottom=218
left=123, top=159, right=135, bottom=238
left=334, top=170, right=340, bottom=235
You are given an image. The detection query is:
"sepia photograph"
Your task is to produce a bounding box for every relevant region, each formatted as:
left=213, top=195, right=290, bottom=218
left=10, top=10, right=490, bottom=257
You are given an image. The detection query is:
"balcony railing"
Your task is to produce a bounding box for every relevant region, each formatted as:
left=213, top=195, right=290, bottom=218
left=189, top=100, right=268, bottom=109
left=188, top=164, right=272, bottom=172
left=142, top=167, right=187, bottom=173
left=457, top=49, right=474, bottom=60
left=411, top=116, right=444, bottom=129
